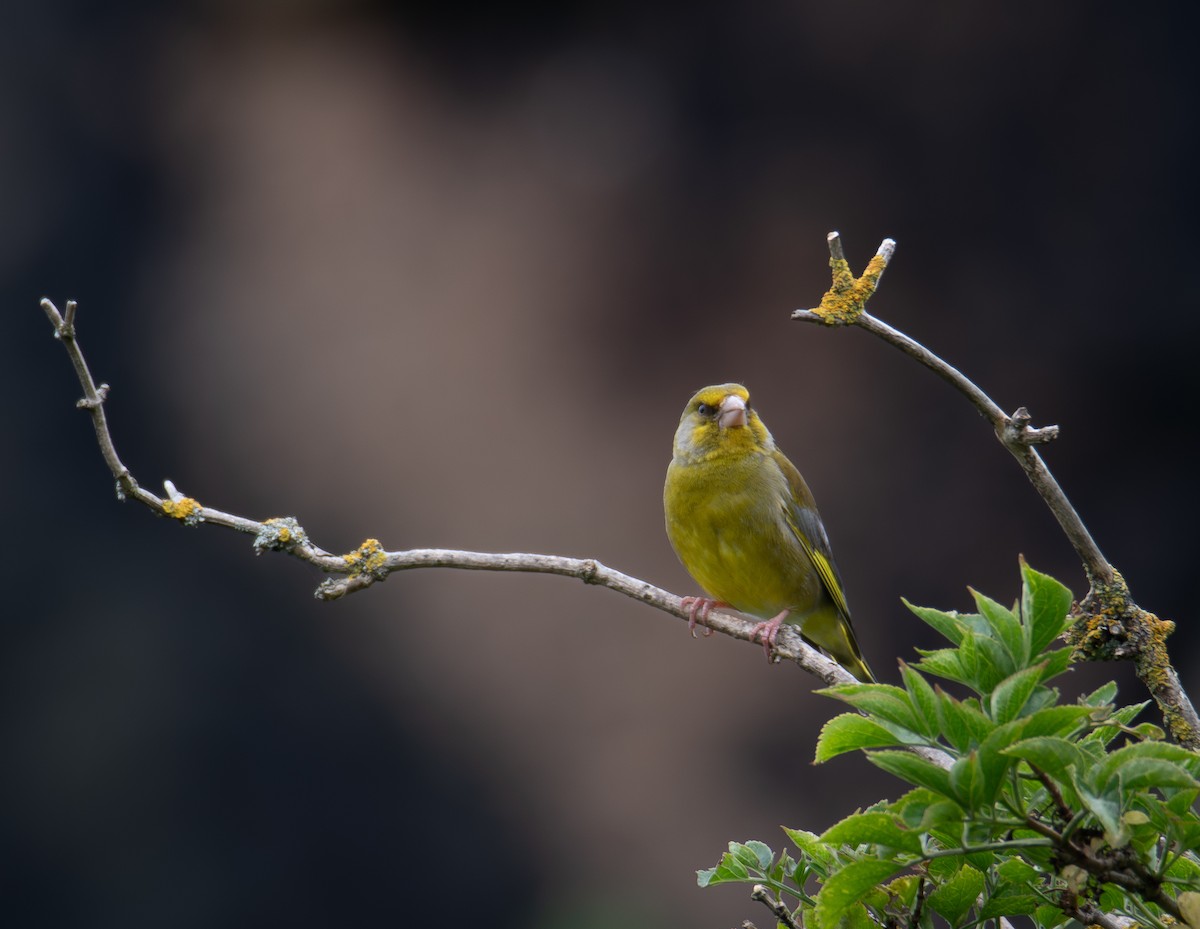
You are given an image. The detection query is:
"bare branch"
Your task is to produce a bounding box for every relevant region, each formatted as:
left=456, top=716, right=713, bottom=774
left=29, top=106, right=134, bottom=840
left=794, top=233, right=1109, bottom=588
left=39, top=297, right=910, bottom=701
left=750, top=884, right=801, bottom=929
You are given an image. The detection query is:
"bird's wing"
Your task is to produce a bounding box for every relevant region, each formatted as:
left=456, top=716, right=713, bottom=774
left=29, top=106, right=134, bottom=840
left=774, top=450, right=852, bottom=621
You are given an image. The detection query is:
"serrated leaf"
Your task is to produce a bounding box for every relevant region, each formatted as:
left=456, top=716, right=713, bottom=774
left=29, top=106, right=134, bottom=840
left=989, top=664, right=1046, bottom=724
left=915, top=648, right=971, bottom=686
left=1088, top=700, right=1151, bottom=748
left=815, top=713, right=905, bottom=762
left=1082, top=681, right=1118, bottom=707
left=883, top=875, right=920, bottom=909
left=1021, top=562, right=1074, bottom=655
left=1115, top=758, right=1200, bottom=793
left=820, top=812, right=923, bottom=855
left=975, top=719, right=1027, bottom=805
left=935, top=691, right=974, bottom=752
left=1037, top=648, right=1074, bottom=682
left=1077, top=781, right=1125, bottom=845
left=903, top=600, right=967, bottom=645
left=783, top=828, right=837, bottom=869
left=819, top=684, right=922, bottom=734
left=1035, top=902, right=1068, bottom=927
left=969, top=632, right=1015, bottom=691
left=978, top=886, right=1041, bottom=919
left=1020, top=705, right=1094, bottom=739
left=813, top=859, right=902, bottom=929
left=972, top=589, right=1025, bottom=667
left=900, top=662, right=940, bottom=739
left=1096, top=741, right=1200, bottom=791
left=698, top=849, right=749, bottom=886
left=949, top=752, right=986, bottom=811
left=729, top=841, right=767, bottom=870
left=868, top=750, right=954, bottom=798
left=996, top=857, right=1040, bottom=883
left=928, top=863, right=984, bottom=926
left=746, top=839, right=774, bottom=871
left=1003, top=736, right=1090, bottom=781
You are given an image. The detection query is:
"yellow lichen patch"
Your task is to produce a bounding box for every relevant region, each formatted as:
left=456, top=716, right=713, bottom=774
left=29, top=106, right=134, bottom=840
left=811, top=254, right=886, bottom=326
left=161, top=496, right=202, bottom=523
left=344, top=538, right=388, bottom=578
left=1068, top=571, right=1195, bottom=747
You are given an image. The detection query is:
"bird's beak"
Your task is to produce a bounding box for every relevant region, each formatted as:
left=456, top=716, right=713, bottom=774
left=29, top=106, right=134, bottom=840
left=717, top=394, right=748, bottom=430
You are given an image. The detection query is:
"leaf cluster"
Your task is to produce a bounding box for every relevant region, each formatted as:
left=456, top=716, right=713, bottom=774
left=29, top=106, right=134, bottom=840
left=699, top=563, right=1200, bottom=929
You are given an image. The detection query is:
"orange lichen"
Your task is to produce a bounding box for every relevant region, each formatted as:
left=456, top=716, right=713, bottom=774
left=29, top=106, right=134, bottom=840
left=343, top=538, right=388, bottom=578
left=810, top=253, right=888, bottom=325
left=161, top=496, right=202, bottom=525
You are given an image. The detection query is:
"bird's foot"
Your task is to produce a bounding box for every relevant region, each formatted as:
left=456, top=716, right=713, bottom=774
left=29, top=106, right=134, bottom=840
left=681, top=597, right=725, bottom=637
left=748, top=611, right=788, bottom=660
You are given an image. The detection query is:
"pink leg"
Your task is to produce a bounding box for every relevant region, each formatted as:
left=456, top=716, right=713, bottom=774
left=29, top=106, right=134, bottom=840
left=681, top=597, right=726, bottom=637
left=748, top=610, right=789, bottom=658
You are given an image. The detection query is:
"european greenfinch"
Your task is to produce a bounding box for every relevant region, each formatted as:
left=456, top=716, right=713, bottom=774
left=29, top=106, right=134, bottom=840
left=663, top=384, right=874, bottom=682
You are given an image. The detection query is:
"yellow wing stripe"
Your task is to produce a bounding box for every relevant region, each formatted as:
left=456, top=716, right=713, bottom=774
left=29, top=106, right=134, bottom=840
left=784, top=510, right=850, bottom=620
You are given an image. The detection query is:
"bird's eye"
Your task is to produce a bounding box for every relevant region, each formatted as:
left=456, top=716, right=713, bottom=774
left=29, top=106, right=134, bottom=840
left=697, top=402, right=716, bottom=417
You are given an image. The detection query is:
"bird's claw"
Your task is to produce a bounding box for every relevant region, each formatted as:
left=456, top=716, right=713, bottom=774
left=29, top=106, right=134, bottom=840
left=749, top=613, right=787, bottom=661
left=681, top=597, right=723, bottom=638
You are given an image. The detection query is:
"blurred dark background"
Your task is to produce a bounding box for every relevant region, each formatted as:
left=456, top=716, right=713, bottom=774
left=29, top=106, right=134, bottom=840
left=4, top=2, right=1198, bottom=926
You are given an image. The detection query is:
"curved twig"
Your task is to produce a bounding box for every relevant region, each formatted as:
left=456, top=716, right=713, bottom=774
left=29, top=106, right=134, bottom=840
left=791, top=234, right=1198, bottom=750
left=39, top=297, right=899, bottom=702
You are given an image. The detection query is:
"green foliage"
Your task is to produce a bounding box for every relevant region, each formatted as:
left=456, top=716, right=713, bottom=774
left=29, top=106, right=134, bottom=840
left=699, top=562, right=1200, bottom=929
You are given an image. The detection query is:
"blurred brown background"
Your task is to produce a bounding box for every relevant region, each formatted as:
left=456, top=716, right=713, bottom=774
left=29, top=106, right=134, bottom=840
left=4, top=2, right=1198, bottom=927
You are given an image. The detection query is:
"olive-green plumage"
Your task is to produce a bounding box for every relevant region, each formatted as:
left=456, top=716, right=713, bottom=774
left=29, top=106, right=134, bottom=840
left=663, top=384, right=874, bottom=682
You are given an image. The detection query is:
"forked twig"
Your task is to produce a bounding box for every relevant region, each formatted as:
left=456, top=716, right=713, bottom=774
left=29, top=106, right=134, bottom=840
left=793, top=233, right=1198, bottom=748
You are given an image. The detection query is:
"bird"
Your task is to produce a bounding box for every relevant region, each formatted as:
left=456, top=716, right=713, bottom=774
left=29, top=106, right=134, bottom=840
left=663, top=383, right=874, bottom=682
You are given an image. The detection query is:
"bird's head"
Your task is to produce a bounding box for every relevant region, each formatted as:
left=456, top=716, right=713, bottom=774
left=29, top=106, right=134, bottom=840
left=672, top=383, right=775, bottom=463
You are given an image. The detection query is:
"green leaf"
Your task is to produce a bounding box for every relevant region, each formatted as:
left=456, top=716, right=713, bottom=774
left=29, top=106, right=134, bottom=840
left=1037, top=648, right=1074, bottom=682
left=1021, top=561, right=1074, bottom=655
left=815, top=714, right=905, bottom=762
left=1116, top=758, right=1200, bottom=793
left=1095, top=741, right=1200, bottom=791
left=902, top=600, right=967, bottom=645
left=974, top=719, right=1028, bottom=805
left=729, top=841, right=769, bottom=870
left=783, top=828, right=836, bottom=869
left=900, top=662, right=940, bottom=739
left=819, top=684, right=923, bottom=735
left=972, top=589, right=1025, bottom=667
left=927, top=863, right=984, bottom=926
left=915, top=648, right=971, bottom=686
left=1088, top=700, right=1150, bottom=748
left=1020, top=705, right=1093, bottom=739
left=813, top=859, right=902, bottom=929
left=1077, top=781, right=1125, bottom=845
left=746, top=840, right=775, bottom=871
left=868, top=750, right=954, bottom=798
left=698, top=847, right=750, bottom=886
left=935, top=691, right=972, bottom=753
left=820, top=812, right=923, bottom=855
left=968, top=632, right=1016, bottom=692
left=978, top=886, right=1042, bottom=920
left=949, top=752, right=986, bottom=811
left=989, top=664, right=1046, bottom=724
left=1081, top=680, right=1118, bottom=707
left=1003, top=736, right=1091, bottom=781
left=996, top=857, right=1040, bottom=883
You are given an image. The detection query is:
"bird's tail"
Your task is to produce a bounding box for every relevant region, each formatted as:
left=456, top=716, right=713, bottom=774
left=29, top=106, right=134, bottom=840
left=795, top=603, right=875, bottom=683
